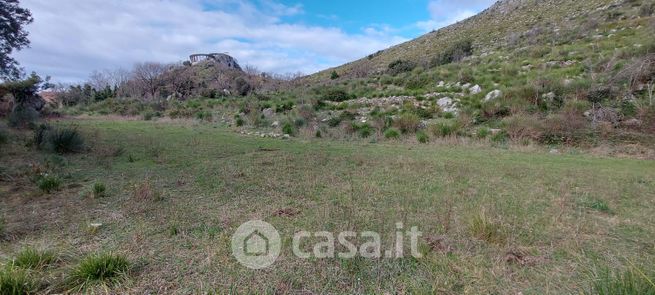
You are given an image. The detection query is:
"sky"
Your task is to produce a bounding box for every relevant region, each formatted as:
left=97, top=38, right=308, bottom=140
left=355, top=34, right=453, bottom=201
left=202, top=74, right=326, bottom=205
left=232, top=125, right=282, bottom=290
left=14, top=0, right=496, bottom=83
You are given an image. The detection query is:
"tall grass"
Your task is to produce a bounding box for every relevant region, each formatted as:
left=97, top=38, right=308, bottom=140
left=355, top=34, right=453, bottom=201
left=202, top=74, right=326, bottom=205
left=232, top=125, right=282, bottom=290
left=66, top=253, right=131, bottom=292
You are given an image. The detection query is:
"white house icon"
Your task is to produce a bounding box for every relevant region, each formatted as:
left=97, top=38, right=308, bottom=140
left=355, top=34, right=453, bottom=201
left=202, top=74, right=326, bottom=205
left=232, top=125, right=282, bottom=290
left=244, top=230, right=269, bottom=256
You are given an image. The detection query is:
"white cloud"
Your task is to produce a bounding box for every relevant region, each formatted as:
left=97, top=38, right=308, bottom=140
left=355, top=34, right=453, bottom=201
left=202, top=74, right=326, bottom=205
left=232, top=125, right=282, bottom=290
left=416, top=0, right=495, bottom=32
left=15, top=0, right=406, bottom=83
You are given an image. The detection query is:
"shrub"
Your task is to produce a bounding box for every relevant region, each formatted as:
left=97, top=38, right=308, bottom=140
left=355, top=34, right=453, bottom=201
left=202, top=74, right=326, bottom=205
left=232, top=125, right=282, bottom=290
left=93, top=182, right=107, bottom=198
left=142, top=111, right=155, bottom=121
left=0, top=266, right=36, bottom=295
left=388, top=60, right=416, bottom=75
left=429, top=122, right=459, bottom=137
left=13, top=248, right=56, bottom=269
left=315, top=130, right=322, bottom=138
left=430, top=39, right=473, bottom=67
left=32, top=124, right=51, bottom=149
left=8, top=106, right=39, bottom=129
left=351, top=123, right=374, bottom=138
left=67, top=253, right=130, bottom=292
left=233, top=115, right=244, bottom=127
left=416, top=131, right=429, bottom=143
left=282, top=122, right=296, bottom=136
left=468, top=210, right=505, bottom=244
left=47, top=127, right=85, bottom=154
left=393, top=113, right=421, bottom=133
left=503, top=114, right=543, bottom=142
left=320, top=89, right=352, bottom=102
left=477, top=127, right=491, bottom=139
left=330, top=71, right=339, bottom=80
left=234, top=77, right=252, bottom=96
left=0, top=127, right=7, bottom=145
left=384, top=128, right=401, bottom=139
left=37, top=174, right=61, bottom=194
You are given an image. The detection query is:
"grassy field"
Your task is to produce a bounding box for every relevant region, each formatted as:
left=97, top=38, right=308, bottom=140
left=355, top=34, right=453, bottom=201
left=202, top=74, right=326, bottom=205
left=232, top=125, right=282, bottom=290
left=1, top=118, right=655, bottom=294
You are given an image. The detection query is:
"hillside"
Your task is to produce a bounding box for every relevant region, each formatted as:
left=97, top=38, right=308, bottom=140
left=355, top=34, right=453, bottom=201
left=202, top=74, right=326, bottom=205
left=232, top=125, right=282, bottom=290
left=308, top=0, right=642, bottom=81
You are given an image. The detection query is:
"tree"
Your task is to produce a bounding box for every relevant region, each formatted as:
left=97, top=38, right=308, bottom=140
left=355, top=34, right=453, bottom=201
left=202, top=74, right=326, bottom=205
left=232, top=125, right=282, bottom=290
left=0, top=0, right=33, bottom=80
left=132, top=62, right=167, bottom=100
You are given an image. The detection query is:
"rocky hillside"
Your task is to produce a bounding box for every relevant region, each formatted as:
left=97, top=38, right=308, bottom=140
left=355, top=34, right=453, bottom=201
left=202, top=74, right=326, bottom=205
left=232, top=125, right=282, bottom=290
left=307, top=0, right=646, bottom=81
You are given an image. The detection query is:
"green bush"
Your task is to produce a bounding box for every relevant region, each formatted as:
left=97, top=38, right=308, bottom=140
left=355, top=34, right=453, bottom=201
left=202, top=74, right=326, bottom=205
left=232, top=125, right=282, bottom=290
left=8, top=106, right=40, bottom=129
left=320, top=89, right=352, bottom=102
left=430, top=122, right=459, bottom=137
left=416, top=131, right=429, bottom=143
left=13, top=248, right=56, bottom=269
left=330, top=71, right=339, bottom=80
left=352, top=123, right=374, bottom=138
left=93, top=182, right=107, bottom=198
left=37, top=174, right=61, bottom=194
left=142, top=111, right=155, bottom=121
left=0, top=266, right=36, bottom=295
left=388, top=60, right=416, bottom=75
left=67, top=253, right=131, bottom=292
left=477, top=127, right=491, bottom=139
left=282, top=122, right=296, bottom=136
left=394, top=113, right=421, bottom=133
left=0, top=127, right=8, bottom=145
left=235, top=116, right=245, bottom=127
left=430, top=39, right=473, bottom=67
left=384, top=128, right=401, bottom=139
left=47, top=127, right=85, bottom=154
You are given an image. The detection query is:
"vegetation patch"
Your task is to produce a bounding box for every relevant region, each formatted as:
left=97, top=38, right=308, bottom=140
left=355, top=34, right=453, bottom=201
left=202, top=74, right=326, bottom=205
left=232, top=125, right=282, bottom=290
left=66, top=253, right=131, bottom=292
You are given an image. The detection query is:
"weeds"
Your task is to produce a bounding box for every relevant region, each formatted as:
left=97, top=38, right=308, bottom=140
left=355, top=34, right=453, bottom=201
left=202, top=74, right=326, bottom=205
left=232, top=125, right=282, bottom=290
left=468, top=210, right=505, bottom=244
left=36, top=174, right=61, bottom=194
left=13, top=248, right=56, bottom=270
left=588, top=266, right=655, bottom=295
left=0, top=266, right=36, bottom=295
left=384, top=128, right=401, bottom=139
left=67, top=253, right=130, bottom=292
left=92, top=182, right=107, bottom=198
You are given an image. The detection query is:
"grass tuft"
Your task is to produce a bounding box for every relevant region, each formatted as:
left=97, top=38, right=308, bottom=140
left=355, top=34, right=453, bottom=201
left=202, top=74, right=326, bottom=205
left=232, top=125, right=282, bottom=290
left=93, top=182, right=107, bottom=198
left=36, top=174, right=61, bottom=194
left=13, top=248, right=56, bottom=270
left=468, top=210, right=505, bottom=244
left=588, top=267, right=655, bottom=295
left=66, top=253, right=131, bottom=292
left=384, top=128, right=401, bottom=139
left=0, top=266, right=36, bottom=295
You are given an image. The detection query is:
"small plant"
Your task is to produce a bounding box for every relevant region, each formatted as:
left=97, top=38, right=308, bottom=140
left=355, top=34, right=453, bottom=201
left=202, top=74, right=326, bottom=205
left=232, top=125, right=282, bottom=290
left=315, top=130, right=322, bottom=138
left=47, top=127, right=85, bottom=154
left=330, top=71, right=339, bottom=80
left=13, top=248, right=56, bottom=269
left=133, top=178, right=162, bottom=201
left=477, top=127, right=491, bottom=139
left=235, top=116, right=245, bottom=127
left=0, top=266, right=36, bottom=295
left=582, top=198, right=612, bottom=213
left=468, top=210, right=505, bottom=244
left=37, top=174, right=61, bottom=194
left=430, top=122, right=459, bottom=137
left=93, top=182, right=107, bottom=198
left=384, top=128, right=401, bottom=139
left=416, top=131, right=429, bottom=143
left=282, top=122, right=296, bottom=136
left=142, top=111, right=155, bottom=121
left=67, top=253, right=131, bottom=292
left=394, top=113, right=421, bottom=133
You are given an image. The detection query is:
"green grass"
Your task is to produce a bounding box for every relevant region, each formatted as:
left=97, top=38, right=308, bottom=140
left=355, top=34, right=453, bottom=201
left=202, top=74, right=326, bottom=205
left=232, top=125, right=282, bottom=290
left=13, top=248, right=56, bottom=270
left=1, top=118, right=654, bottom=293
left=588, top=266, right=655, bottom=295
left=0, top=266, right=35, bottom=295
left=36, top=174, right=61, bottom=194
left=66, top=253, right=130, bottom=292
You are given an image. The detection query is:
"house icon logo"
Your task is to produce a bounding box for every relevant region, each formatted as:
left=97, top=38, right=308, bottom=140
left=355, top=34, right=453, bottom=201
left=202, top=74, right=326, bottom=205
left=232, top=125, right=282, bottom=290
left=231, top=220, right=281, bottom=269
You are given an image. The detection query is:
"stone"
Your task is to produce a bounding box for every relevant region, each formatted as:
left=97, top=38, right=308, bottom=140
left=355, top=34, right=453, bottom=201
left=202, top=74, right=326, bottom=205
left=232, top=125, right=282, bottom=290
left=262, top=108, right=275, bottom=118
left=283, top=134, right=291, bottom=139
left=490, top=128, right=502, bottom=135
left=542, top=92, right=556, bottom=100
left=484, top=90, right=502, bottom=102
left=549, top=149, right=560, bottom=155
left=271, top=121, right=279, bottom=128
left=437, top=81, right=445, bottom=87
left=622, top=118, right=642, bottom=128
left=470, top=85, right=482, bottom=94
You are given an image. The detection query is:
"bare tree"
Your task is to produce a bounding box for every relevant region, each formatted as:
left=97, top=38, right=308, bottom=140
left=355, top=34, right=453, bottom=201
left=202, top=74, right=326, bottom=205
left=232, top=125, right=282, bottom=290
left=132, top=62, right=168, bottom=100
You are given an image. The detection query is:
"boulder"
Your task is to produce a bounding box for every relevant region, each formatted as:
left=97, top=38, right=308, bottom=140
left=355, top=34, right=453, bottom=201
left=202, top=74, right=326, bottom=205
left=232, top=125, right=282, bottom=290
left=262, top=108, right=275, bottom=118
left=470, top=85, right=482, bottom=94
left=484, top=90, right=502, bottom=102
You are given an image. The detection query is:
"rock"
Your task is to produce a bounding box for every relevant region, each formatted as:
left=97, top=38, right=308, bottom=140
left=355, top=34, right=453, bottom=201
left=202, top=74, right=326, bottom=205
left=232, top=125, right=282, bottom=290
left=542, top=92, right=556, bottom=101
left=437, top=81, right=445, bottom=87
left=271, top=121, right=279, bottom=128
left=437, top=97, right=459, bottom=114
left=470, top=85, right=482, bottom=94
left=484, top=90, right=502, bottom=102
left=262, top=108, right=275, bottom=118
left=490, top=128, right=502, bottom=135
left=283, top=134, right=291, bottom=139
left=437, top=97, right=453, bottom=108
left=549, top=149, right=560, bottom=155
left=622, top=118, right=642, bottom=128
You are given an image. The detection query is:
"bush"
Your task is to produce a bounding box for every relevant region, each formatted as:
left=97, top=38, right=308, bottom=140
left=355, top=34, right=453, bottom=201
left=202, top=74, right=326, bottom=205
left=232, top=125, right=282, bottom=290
left=13, top=248, right=56, bottom=269
left=282, top=122, right=296, bottom=136
left=320, top=89, right=352, bottom=102
left=37, top=174, right=61, bottom=194
left=0, top=266, right=36, bottom=295
left=8, top=106, right=39, bottom=129
left=351, top=123, right=374, bottom=138
left=142, top=111, right=155, bottom=121
left=416, top=131, right=429, bottom=143
left=388, top=60, right=416, bottom=75
left=67, top=253, right=130, bottom=292
left=394, top=113, right=421, bottom=133
left=430, top=39, right=473, bottom=67
left=477, top=127, right=491, bottom=139
left=47, top=127, right=85, bottom=154
left=429, top=122, right=459, bottom=137
left=0, top=127, right=8, bottom=145
left=330, top=71, right=339, bottom=80
left=235, top=116, right=245, bottom=127
left=384, top=128, right=401, bottom=139
left=93, top=182, right=107, bottom=198
left=32, top=124, right=51, bottom=149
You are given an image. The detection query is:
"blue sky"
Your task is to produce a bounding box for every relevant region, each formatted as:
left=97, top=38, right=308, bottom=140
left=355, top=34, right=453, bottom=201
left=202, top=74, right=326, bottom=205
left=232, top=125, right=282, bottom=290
left=16, top=0, right=496, bottom=83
